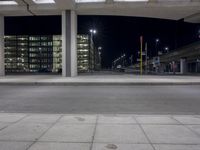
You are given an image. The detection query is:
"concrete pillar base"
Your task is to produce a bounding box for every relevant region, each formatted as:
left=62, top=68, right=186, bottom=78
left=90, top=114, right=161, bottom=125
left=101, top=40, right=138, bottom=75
left=180, top=58, right=187, bottom=74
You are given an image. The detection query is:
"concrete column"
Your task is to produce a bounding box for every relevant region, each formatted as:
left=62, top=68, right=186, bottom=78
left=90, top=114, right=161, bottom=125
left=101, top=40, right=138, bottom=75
left=180, top=58, right=187, bottom=74
left=0, top=15, right=5, bottom=76
left=62, top=10, right=77, bottom=77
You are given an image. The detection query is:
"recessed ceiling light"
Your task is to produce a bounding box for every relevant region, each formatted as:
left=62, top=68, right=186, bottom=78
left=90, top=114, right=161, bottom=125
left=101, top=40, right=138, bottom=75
left=75, top=0, right=105, bottom=3
left=32, top=0, right=55, bottom=4
left=0, top=0, right=18, bottom=5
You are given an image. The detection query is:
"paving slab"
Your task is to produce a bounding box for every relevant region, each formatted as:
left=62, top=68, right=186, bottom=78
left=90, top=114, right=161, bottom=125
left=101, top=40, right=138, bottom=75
left=154, top=144, right=200, bottom=150
left=0, top=122, right=51, bottom=141
left=173, top=116, right=200, bottom=125
left=28, top=142, right=91, bottom=150
left=135, top=116, right=179, bottom=124
left=40, top=124, right=95, bottom=142
left=94, top=124, right=149, bottom=143
left=0, top=123, right=10, bottom=130
left=0, top=113, right=26, bottom=123
left=92, top=143, right=154, bottom=150
left=0, top=141, right=32, bottom=150
left=0, top=113, right=200, bottom=150
left=98, top=115, right=136, bottom=124
left=142, top=125, right=200, bottom=144
left=20, top=114, right=61, bottom=124
left=187, top=125, right=200, bottom=135
left=58, top=115, right=97, bottom=124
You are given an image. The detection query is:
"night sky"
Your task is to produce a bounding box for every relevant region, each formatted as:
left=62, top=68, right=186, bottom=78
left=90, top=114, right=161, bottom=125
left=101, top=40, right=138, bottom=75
left=5, top=15, right=200, bottom=68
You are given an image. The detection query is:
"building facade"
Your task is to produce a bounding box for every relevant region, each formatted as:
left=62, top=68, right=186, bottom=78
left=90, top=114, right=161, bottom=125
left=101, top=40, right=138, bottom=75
left=4, top=34, right=99, bottom=74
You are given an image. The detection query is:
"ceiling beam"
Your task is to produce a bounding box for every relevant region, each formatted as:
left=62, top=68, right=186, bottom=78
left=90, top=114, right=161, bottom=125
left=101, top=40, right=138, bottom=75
left=55, top=0, right=75, bottom=10
left=15, top=0, right=26, bottom=5
left=184, top=12, right=200, bottom=23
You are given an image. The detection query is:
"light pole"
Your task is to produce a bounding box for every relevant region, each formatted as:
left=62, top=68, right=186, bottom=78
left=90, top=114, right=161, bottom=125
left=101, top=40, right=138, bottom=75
left=89, top=29, right=97, bottom=72
left=155, top=38, right=160, bottom=56
left=123, top=54, right=126, bottom=67
left=164, top=47, right=169, bottom=53
left=97, top=46, right=102, bottom=70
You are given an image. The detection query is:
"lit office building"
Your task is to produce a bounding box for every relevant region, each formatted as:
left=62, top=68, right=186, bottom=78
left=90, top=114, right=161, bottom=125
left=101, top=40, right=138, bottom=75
left=4, top=34, right=98, bottom=73
left=77, top=34, right=95, bottom=72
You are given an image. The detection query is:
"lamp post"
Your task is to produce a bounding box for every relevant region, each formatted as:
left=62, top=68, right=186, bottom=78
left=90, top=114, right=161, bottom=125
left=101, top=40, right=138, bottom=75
left=89, top=29, right=97, bottom=72
left=164, top=47, right=169, bottom=53
left=155, top=38, right=160, bottom=56
left=97, top=46, right=102, bottom=70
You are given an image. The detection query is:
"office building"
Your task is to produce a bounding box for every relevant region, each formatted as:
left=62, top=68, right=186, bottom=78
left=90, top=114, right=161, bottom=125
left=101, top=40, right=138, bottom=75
left=4, top=34, right=99, bottom=73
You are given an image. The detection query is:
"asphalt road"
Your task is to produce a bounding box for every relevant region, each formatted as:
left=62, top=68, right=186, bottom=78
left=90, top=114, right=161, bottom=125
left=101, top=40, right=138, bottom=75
left=0, top=85, right=200, bottom=114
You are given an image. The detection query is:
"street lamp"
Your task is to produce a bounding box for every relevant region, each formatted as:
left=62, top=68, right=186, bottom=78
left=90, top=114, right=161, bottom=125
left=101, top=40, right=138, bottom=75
left=156, top=38, right=160, bottom=43
left=155, top=38, right=160, bottom=56
left=90, top=29, right=97, bottom=34
left=89, top=29, right=97, bottom=72
left=164, top=47, right=169, bottom=53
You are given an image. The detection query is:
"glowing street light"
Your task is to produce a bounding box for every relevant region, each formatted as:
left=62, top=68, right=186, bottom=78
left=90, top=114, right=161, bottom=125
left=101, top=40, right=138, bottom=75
left=165, top=47, right=169, bottom=51
left=98, top=46, right=102, bottom=50
left=155, top=38, right=160, bottom=56
left=89, top=29, right=97, bottom=34
left=164, top=47, right=169, bottom=53
left=156, top=38, right=160, bottom=43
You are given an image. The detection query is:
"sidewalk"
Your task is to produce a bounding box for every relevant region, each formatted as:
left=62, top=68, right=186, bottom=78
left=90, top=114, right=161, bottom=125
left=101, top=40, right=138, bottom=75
left=0, top=74, right=200, bottom=85
left=0, top=113, right=200, bottom=150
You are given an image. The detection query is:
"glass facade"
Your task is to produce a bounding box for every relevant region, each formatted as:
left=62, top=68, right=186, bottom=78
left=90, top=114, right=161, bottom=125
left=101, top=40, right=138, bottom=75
left=4, top=34, right=99, bottom=73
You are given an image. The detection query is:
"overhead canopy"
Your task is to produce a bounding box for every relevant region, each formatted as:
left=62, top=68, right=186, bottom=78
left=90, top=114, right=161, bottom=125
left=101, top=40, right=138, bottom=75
left=0, top=0, right=200, bottom=23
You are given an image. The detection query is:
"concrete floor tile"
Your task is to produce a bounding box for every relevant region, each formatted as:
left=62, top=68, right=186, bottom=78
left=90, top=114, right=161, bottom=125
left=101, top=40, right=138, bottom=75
left=40, top=124, right=95, bottom=142
left=20, top=114, right=61, bottom=124
left=0, top=122, right=10, bottom=130
left=58, top=115, right=97, bottom=124
left=0, top=122, right=51, bottom=141
left=187, top=125, right=200, bottom=135
left=94, top=124, right=148, bottom=143
left=173, top=116, right=200, bottom=125
left=154, top=144, right=200, bottom=150
left=29, top=142, right=90, bottom=150
left=98, top=115, right=136, bottom=124
left=142, top=125, right=200, bottom=144
left=92, top=143, right=154, bottom=150
left=135, top=116, right=179, bottom=124
left=0, top=113, right=26, bottom=123
left=0, top=141, right=32, bottom=150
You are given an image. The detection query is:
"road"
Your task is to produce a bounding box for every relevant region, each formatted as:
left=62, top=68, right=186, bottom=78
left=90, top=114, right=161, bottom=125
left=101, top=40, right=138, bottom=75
left=0, top=85, right=200, bottom=114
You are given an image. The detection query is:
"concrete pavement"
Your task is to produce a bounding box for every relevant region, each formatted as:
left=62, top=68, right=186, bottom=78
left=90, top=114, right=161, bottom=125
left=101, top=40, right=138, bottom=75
left=0, top=113, right=200, bottom=150
left=0, top=75, right=200, bottom=150
left=0, top=85, right=200, bottom=114
left=0, top=74, right=200, bottom=85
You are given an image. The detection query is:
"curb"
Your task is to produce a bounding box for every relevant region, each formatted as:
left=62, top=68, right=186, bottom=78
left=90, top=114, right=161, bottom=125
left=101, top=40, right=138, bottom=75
left=1, top=82, right=200, bottom=86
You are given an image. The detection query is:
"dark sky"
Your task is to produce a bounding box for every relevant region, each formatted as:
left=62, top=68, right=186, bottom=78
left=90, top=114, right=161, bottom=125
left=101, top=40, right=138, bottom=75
left=5, top=15, right=200, bottom=68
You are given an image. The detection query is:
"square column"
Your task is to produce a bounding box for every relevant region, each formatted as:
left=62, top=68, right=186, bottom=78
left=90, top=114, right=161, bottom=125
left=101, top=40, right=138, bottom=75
left=0, top=15, right=4, bottom=76
left=180, top=58, right=187, bottom=74
left=62, top=10, right=77, bottom=77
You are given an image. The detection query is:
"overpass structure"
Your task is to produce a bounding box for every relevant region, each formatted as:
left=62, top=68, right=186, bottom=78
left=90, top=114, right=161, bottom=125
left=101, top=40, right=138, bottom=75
left=1, top=0, right=200, bottom=76
left=136, top=41, right=200, bottom=74
left=128, top=41, right=200, bottom=74
left=157, top=41, right=200, bottom=74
